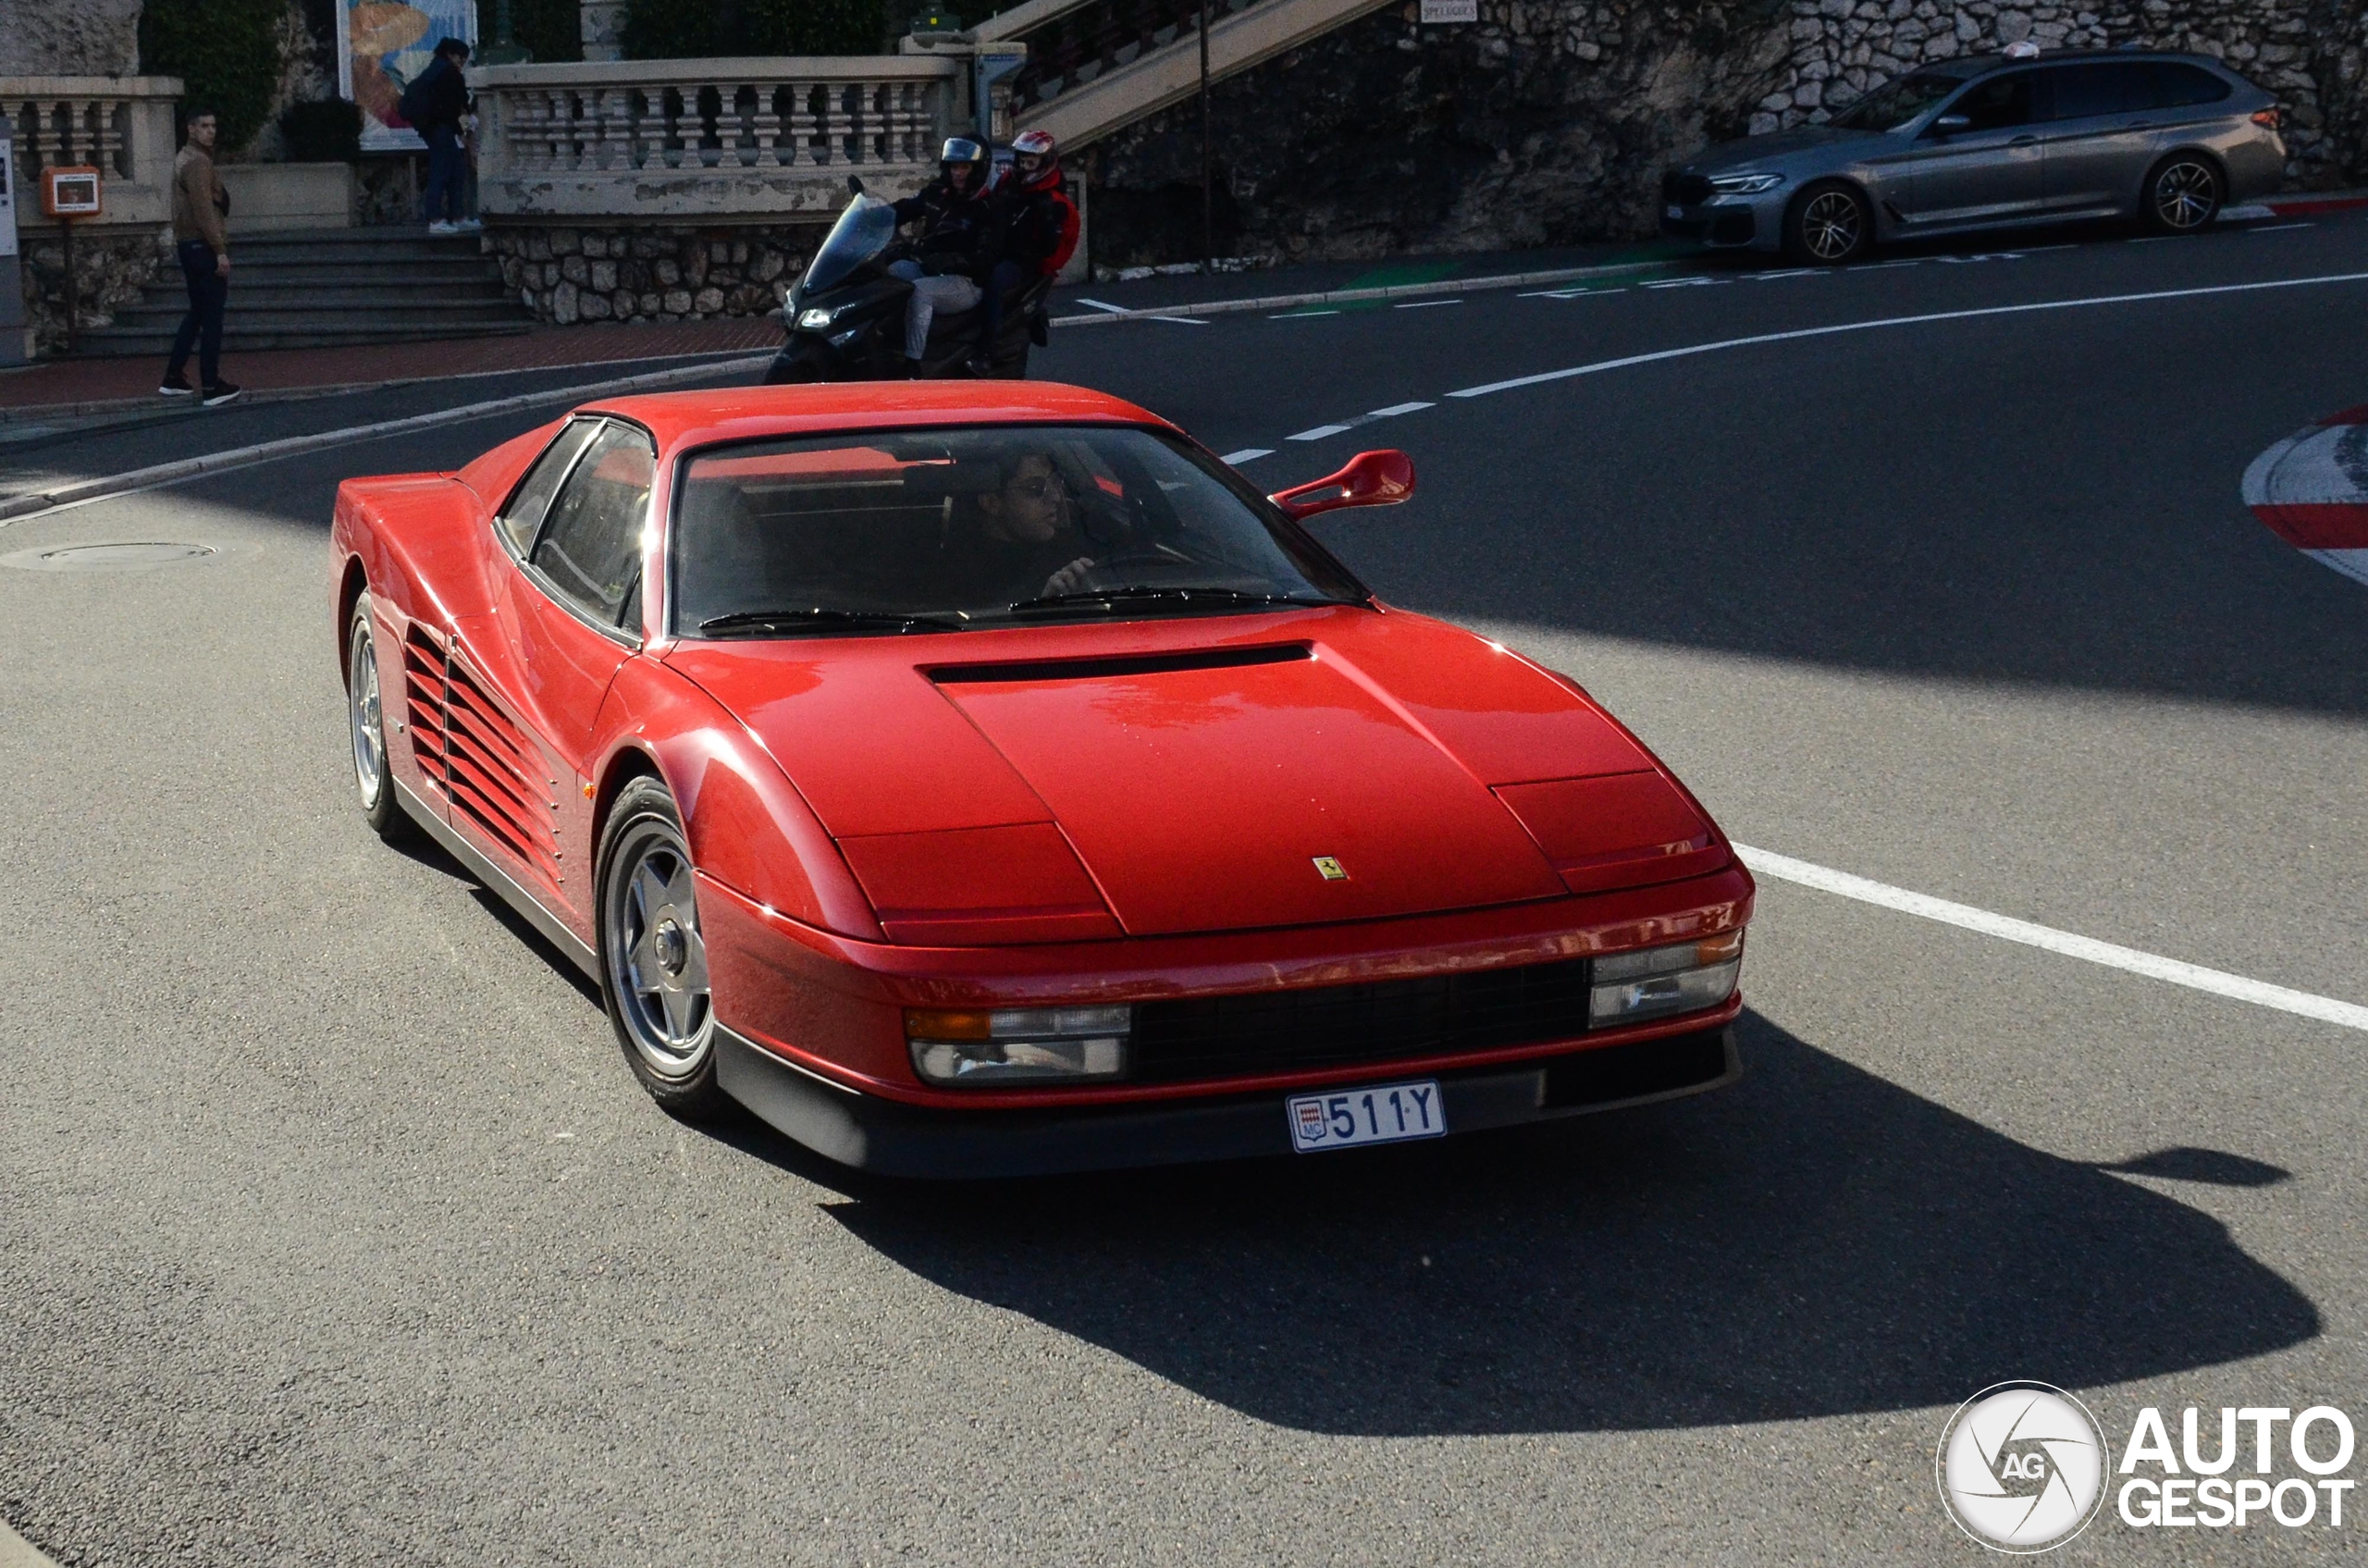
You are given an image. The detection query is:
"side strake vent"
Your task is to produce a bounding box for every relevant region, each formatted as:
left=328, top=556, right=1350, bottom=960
left=928, top=644, right=1311, bottom=685
left=402, top=623, right=558, bottom=883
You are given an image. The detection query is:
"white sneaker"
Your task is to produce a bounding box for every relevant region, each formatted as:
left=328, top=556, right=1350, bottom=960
left=427, top=220, right=460, bottom=236
left=453, top=217, right=484, bottom=233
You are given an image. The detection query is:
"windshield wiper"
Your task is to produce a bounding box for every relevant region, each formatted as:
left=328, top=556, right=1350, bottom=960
left=699, top=608, right=966, bottom=636
left=1006, top=585, right=1350, bottom=615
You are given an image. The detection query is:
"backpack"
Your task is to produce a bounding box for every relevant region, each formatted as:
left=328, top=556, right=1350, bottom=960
left=397, top=59, right=443, bottom=128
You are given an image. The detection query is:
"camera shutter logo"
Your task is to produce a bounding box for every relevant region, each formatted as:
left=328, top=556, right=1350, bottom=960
left=1936, top=1382, right=2106, bottom=1552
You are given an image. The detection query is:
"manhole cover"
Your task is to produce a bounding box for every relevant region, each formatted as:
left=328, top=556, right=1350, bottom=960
left=4, top=541, right=219, bottom=571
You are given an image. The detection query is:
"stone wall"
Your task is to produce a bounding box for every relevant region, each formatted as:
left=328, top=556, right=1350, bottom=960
left=487, top=225, right=827, bottom=323
left=1087, top=0, right=2362, bottom=265
left=19, top=228, right=175, bottom=357
left=0, top=0, right=142, bottom=75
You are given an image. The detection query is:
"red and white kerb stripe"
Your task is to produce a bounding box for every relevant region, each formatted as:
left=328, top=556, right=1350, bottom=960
left=2244, top=405, right=2368, bottom=589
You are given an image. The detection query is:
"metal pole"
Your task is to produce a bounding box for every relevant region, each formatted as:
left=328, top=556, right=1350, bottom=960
left=1198, top=0, right=1212, bottom=273
left=61, top=216, right=77, bottom=354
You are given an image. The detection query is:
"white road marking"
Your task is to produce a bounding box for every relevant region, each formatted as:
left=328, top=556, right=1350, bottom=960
left=1644, top=276, right=1725, bottom=289
left=1745, top=269, right=1820, bottom=281
left=1220, top=448, right=1274, bottom=463
left=1287, top=424, right=1353, bottom=441
left=1366, top=401, right=1435, bottom=417
left=1444, top=270, right=2368, bottom=399
left=1395, top=298, right=1462, bottom=308
left=2250, top=222, right=2316, bottom=233
left=1272, top=308, right=1341, bottom=318
left=0, top=1517, right=59, bottom=1568
left=1734, top=845, right=2368, bottom=1034
left=1147, top=315, right=1212, bottom=325
left=1074, top=297, right=1133, bottom=313
left=1519, top=287, right=1625, bottom=299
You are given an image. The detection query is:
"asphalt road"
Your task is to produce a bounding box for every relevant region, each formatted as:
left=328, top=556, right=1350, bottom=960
left=4, top=213, right=2366, bottom=1565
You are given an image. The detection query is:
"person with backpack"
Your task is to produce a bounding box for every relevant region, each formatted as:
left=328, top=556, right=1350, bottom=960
left=401, top=38, right=477, bottom=235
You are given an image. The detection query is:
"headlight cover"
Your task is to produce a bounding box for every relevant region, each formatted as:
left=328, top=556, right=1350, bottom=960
left=907, top=1006, right=1131, bottom=1086
left=1708, top=172, right=1785, bottom=195
left=796, top=305, right=836, bottom=330
left=1589, top=929, right=1744, bottom=1026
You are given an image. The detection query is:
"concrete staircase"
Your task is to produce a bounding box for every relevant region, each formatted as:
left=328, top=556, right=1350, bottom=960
left=76, top=228, right=532, bottom=357
left=978, top=0, right=1399, bottom=150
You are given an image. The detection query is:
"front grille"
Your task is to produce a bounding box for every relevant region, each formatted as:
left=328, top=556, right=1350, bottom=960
left=1130, top=957, right=1595, bottom=1084
left=1662, top=171, right=1712, bottom=205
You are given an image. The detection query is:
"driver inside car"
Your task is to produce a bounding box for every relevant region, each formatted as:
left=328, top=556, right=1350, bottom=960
left=936, top=451, right=1104, bottom=604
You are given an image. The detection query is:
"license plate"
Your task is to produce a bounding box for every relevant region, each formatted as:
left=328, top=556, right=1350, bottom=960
left=1666, top=203, right=1684, bottom=218
left=1287, top=1080, right=1446, bottom=1153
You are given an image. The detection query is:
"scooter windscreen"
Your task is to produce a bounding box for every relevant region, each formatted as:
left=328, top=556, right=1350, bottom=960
left=802, top=194, right=898, bottom=293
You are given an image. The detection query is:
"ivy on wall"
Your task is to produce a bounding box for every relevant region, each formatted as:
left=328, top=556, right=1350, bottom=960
left=140, top=0, right=288, bottom=153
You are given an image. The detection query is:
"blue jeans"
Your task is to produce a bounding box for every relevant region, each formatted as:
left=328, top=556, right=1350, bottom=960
left=166, top=241, right=226, bottom=388
left=423, top=124, right=465, bottom=222
left=982, top=258, right=1027, bottom=346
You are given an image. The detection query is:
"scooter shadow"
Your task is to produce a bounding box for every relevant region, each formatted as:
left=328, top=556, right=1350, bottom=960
left=808, top=1009, right=2316, bottom=1437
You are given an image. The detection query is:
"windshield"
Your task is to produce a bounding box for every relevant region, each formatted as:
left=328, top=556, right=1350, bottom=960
left=1829, top=70, right=1965, bottom=131
left=671, top=425, right=1367, bottom=636
left=801, top=193, right=897, bottom=293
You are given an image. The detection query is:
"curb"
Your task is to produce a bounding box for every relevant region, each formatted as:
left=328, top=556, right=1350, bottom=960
left=0, top=353, right=771, bottom=526
left=1048, top=255, right=1684, bottom=327
left=0, top=1518, right=58, bottom=1568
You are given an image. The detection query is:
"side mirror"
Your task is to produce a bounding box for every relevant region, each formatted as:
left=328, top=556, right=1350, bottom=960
left=847, top=174, right=866, bottom=195
left=1931, top=113, right=1972, bottom=134
left=1267, top=450, right=1415, bottom=522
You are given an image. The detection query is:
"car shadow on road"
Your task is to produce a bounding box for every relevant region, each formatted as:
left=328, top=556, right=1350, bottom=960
left=807, top=1009, right=2314, bottom=1436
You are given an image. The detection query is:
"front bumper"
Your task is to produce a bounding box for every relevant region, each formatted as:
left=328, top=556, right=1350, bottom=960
left=1659, top=183, right=1788, bottom=253
left=718, top=1021, right=1740, bottom=1179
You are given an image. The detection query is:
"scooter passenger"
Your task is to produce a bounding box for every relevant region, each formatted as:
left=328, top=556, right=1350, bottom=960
left=979, top=130, right=1081, bottom=370
left=887, top=138, right=1005, bottom=371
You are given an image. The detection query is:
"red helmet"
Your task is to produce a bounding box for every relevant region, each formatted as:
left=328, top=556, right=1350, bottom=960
left=1012, top=130, right=1056, bottom=160
left=1010, top=129, right=1060, bottom=189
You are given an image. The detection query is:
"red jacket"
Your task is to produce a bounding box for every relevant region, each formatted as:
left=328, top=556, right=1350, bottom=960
left=1003, top=165, right=1080, bottom=278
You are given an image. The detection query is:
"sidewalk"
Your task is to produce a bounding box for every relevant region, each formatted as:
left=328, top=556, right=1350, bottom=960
left=0, top=317, right=781, bottom=419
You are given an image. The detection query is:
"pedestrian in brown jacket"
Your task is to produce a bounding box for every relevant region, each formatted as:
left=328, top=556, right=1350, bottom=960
left=162, top=107, right=240, bottom=405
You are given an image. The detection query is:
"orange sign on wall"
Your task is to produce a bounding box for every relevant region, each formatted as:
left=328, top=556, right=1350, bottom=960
left=41, top=166, right=102, bottom=218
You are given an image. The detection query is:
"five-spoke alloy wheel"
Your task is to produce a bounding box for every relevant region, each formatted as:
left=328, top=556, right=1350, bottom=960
left=598, top=776, right=730, bottom=1115
left=2145, top=154, right=2222, bottom=235
left=345, top=592, right=413, bottom=843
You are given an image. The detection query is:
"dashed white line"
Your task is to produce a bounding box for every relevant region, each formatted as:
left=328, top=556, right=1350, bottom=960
left=2250, top=221, right=2316, bottom=233
left=1220, top=447, right=1274, bottom=464
left=1443, top=270, right=2368, bottom=400
left=1272, top=309, right=1340, bottom=318
left=1734, top=845, right=2368, bottom=1034
left=1395, top=299, right=1463, bottom=309
left=1074, top=297, right=1133, bottom=314
left=1147, top=315, right=1212, bottom=325
left=1519, top=287, right=1626, bottom=299
left=1365, top=401, right=1435, bottom=417
left=1287, top=424, right=1354, bottom=441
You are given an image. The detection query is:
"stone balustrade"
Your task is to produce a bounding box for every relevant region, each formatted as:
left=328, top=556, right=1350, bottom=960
left=471, top=56, right=966, bottom=220
left=1, top=76, right=182, bottom=232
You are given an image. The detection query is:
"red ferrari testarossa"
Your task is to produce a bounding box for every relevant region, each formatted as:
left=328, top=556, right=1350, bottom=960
left=332, top=381, right=1752, bottom=1176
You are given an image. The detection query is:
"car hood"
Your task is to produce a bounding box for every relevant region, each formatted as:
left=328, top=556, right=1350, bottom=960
left=667, top=610, right=1724, bottom=942
left=1684, top=125, right=1874, bottom=172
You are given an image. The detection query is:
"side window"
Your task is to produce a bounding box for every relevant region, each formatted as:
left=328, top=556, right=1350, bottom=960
left=528, top=422, right=655, bottom=626
left=2144, top=62, right=2233, bottom=109
left=1943, top=71, right=2034, bottom=132
left=2045, top=62, right=2150, bottom=120
left=496, top=420, right=598, bottom=557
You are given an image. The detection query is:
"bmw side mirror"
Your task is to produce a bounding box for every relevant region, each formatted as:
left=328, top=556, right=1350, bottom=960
left=848, top=175, right=866, bottom=194
left=1267, top=450, right=1415, bottom=522
left=1932, top=113, right=1972, bottom=134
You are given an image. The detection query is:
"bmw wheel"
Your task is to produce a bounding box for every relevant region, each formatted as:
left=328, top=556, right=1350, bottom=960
left=345, top=592, right=413, bottom=844
left=2144, top=154, right=2222, bottom=235
left=1783, top=181, right=1871, bottom=266
left=598, top=776, right=730, bottom=1117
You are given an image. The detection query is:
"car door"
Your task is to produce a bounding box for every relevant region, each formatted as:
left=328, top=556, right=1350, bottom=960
left=2036, top=60, right=2197, bottom=213
left=1899, top=69, right=2043, bottom=228
left=455, top=418, right=653, bottom=932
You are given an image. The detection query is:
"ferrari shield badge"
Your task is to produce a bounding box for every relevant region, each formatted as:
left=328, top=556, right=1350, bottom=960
left=1312, top=856, right=1348, bottom=881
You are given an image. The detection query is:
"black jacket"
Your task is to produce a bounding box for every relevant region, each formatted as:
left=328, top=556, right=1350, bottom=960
left=891, top=177, right=1005, bottom=285
left=997, top=174, right=1075, bottom=274
left=402, top=56, right=470, bottom=136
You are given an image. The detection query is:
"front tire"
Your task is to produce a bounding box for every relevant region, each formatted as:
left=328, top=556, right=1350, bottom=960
left=598, top=777, right=731, bottom=1117
left=2143, top=154, right=2222, bottom=235
left=1783, top=180, right=1872, bottom=265
left=345, top=592, right=414, bottom=845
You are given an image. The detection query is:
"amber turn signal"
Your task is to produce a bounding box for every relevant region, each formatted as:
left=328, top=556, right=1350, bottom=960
left=905, top=1008, right=992, bottom=1041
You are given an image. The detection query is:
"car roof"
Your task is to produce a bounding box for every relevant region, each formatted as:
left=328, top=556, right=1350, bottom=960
left=1938, top=48, right=2236, bottom=79
left=581, top=380, right=1176, bottom=453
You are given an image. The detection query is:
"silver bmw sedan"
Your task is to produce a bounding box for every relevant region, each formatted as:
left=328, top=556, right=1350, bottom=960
left=1661, top=50, right=2288, bottom=265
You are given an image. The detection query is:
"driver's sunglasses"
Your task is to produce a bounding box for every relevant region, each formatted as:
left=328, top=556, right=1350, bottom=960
left=1006, top=475, right=1059, bottom=499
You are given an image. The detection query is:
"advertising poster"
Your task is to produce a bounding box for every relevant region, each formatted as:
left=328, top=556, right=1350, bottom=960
left=337, top=0, right=480, bottom=153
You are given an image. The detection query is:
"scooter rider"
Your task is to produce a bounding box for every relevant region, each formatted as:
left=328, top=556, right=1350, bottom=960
left=978, top=130, right=1081, bottom=371
left=886, top=138, right=1005, bottom=371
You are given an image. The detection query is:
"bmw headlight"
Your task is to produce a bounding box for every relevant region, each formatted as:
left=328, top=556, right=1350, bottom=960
left=906, top=1006, right=1131, bottom=1085
left=796, top=305, right=836, bottom=330
left=1589, top=930, right=1744, bottom=1026
left=1708, top=173, right=1785, bottom=195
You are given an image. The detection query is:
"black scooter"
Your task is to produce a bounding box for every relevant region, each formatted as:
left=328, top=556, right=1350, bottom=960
left=764, top=179, right=1051, bottom=384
